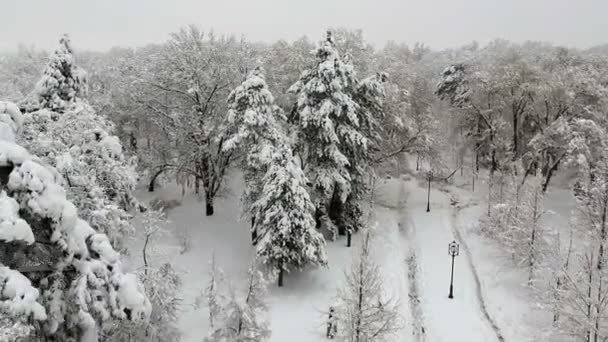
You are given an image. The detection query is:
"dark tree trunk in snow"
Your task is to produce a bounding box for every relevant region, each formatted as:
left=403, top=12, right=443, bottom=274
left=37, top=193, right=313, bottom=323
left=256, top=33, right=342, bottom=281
left=205, top=191, right=214, bottom=216
left=598, top=195, right=608, bottom=270
left=251, top=216, right=257, bottom=245
left=329, top=188, right=346, bottom=236
left=194, top=176, right=201, bottom=194
left=542, top=160, right=560, bottom=192
left=148, top=168, right=166, bottom=192
left=278, top=265, right=284, bottom=287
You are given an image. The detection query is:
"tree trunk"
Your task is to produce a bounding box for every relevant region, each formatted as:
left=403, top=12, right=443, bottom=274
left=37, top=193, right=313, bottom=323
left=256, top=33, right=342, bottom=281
left=528, top=189, right=538, bottom=284
left=542, top=160, right=560, bottom=192
left=487, top=173, right=492, bottom=217
left=142, top=234, right=150, bottom=276
left=329, top=188, right=345, bottom=235
left=595, top=276, right=602, bottom=342
left=513, top=107, right=519, bottom=159
left=129, top=131, right=138, bottom=152
left=587, top=257, right=593, bottom=342
left=278, top=265, right=284, bottom=287
left=205, top=191, right=214, bottom=216
left=194, top=176, right=201, bottom=194
left=598, top=196, right=608, bottom=270
left=251, top=216, right=257, bottom=245
left=472, top=174, right=475, bottom=192
left=148, top=168, right=166, bottom=192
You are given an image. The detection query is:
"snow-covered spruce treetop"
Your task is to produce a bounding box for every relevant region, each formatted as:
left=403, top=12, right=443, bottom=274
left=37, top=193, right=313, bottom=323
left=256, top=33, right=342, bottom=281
left=0, top=101, right=150, bottom=337
left=23, top=34, right=87, bottom=113
left=224, top=66, right=285, bottom=152
left=288, top=30, right=365, bottom=202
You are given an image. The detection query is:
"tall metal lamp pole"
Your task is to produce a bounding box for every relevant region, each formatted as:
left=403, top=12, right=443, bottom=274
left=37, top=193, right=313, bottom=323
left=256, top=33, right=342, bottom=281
left=426, top=170, right=433, bottom=212
left=448, top=240, right=460, bottom=299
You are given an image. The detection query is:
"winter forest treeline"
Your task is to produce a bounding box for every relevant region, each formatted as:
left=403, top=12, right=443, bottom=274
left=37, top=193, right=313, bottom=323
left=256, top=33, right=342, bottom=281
left=1, top=25, right=608, bottom=341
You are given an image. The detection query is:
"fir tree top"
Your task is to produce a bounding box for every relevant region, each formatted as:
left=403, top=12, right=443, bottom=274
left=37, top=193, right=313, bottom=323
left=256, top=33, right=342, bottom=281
left=30, top=34, right=87, bottom=113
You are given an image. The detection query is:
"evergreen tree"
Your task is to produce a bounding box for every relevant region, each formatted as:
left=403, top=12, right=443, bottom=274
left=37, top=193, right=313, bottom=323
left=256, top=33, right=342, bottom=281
left=23, top=34, right=87, bottom=113
left=224, top=66, right=285, bottom=242
left=252, top=144, right=327, bottom=286
left=288, top=31, right=365, bottom=239
left=336, top=73, right=387, bottom=243
left=0, top=101, right=150, bottom=340
left=19, top=36, right=139, bottom=250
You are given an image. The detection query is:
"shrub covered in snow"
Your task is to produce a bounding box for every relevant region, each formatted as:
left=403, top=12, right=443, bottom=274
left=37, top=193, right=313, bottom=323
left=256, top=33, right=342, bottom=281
left=0, top=101, right=150, bottom=340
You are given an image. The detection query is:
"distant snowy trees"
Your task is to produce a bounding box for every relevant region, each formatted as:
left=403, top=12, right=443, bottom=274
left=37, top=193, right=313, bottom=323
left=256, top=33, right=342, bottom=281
left=449, top=41, right=608, bottom=340
left=0, top=101, right=150, bottom=340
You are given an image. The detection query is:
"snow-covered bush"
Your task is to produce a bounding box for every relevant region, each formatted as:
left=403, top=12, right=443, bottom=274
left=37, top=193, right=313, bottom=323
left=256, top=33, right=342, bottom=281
left=102, top=263, right=181, bottom=342
left=0, top=101, right=150, bottom=340
left=205, top=260, right=271, bottom=341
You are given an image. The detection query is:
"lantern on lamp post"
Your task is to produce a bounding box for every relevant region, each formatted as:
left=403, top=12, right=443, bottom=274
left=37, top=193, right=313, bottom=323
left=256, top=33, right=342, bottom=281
left=448, top=240, right=460, bottom=299
left=426, top=170, right=433, bottom=212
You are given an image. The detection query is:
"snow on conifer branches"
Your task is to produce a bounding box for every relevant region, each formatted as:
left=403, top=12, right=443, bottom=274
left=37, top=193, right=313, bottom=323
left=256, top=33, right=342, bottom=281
left=252, top=144, right=328, bottom=285
left=19, top=35, right=138, bottom=251
left=28, top=34, right=87, bottom=113
left=0, top=101, right=150, bottom=339
left=288, top=31, right=362, bottom=204
left=225, top=67, right=328, bottom=286
left=288, top=31, right=387, bottom=240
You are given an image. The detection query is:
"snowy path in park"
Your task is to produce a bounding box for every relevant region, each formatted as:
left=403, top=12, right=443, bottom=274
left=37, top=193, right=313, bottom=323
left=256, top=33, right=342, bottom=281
left=396, top=176, right=503, bottom=342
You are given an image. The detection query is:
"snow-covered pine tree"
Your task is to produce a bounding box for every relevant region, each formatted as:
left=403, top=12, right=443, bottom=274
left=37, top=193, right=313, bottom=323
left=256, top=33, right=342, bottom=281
left=206, top=260, right=271, bottom=341
left=21, top=34, right=87, bottom=114
left=336, top=229, right=401, bottom=341
left=288, top=31, right=365, bottom=239
left=0, top=101, right=150, bottom=340
left=224, top=66, right=285, bottom=243
left=19, top=36, right=138, bottom=250
left=337, top=73, right=387, bottom=245
left=252, top=144, right=327, bottom=286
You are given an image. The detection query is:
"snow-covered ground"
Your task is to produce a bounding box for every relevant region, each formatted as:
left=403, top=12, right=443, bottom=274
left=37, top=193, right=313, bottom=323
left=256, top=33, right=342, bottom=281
left=128, top=169, right=572, bottom=341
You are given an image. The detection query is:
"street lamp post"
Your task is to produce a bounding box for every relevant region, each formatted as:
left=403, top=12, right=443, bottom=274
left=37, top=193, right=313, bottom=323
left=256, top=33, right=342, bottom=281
left=448, top=240, right=460, bottom=299
left=426, top=171, right=433, bottom=212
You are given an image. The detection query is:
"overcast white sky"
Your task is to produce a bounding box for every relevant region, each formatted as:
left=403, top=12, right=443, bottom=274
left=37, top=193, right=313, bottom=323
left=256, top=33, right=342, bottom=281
left=1, top=0, right=607, bottom=52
